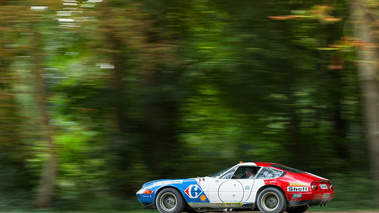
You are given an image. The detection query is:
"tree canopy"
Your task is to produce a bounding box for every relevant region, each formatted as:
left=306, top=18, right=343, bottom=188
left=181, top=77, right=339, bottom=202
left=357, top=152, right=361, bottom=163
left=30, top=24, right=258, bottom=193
left=0, top=0, right=378, bottom=210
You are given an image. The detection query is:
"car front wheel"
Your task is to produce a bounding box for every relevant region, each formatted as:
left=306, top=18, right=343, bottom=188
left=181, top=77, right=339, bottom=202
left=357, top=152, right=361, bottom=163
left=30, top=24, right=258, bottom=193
left=156, top=188, right=185, bottom=213
left=257, top=187, right=287, bottom=213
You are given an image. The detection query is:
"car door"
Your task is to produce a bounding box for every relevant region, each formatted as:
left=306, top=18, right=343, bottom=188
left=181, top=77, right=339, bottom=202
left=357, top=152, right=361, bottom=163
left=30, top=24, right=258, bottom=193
left=206, top=167, right=239, bottom=203
left=206, top=166, right=258, bottom=203
left=231, top=166, right=259, bottom=202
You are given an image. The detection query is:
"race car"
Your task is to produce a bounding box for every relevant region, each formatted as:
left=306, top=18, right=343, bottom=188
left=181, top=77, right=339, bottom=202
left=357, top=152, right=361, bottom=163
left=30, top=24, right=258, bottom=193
left=136, top=162, right=334, bottom=213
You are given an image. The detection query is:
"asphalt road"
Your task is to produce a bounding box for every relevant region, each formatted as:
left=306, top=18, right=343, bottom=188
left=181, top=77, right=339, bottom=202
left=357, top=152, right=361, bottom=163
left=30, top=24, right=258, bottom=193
left=207, top=212, right=379, bottom=213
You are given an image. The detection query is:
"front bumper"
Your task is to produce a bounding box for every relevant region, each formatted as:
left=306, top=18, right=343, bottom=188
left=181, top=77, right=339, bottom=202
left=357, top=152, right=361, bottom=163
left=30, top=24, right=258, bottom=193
left=136, top=193, right=155, bottom=208
left=142, top=202, right=156, bottom=209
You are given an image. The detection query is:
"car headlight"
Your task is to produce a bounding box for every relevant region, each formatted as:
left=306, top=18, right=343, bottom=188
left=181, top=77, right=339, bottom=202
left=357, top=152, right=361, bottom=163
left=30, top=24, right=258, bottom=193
left=137, top=189, right=154, bottom=194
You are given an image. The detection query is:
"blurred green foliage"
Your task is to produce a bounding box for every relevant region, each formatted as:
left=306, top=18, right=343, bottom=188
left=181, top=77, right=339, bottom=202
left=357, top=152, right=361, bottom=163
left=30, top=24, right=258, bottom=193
left=0, top=0, right=377, bottom=211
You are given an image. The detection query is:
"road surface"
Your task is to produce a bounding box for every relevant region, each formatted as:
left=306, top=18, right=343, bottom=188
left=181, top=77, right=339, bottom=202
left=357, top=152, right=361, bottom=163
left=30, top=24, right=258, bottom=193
left=208, top=211, right=379, bottom=213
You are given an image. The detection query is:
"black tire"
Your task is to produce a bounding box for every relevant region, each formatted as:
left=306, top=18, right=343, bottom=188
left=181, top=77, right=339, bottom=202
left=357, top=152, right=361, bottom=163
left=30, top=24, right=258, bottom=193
left=286, top=205, right=309, bottom=213
left=257, top=187, right=287, bottom=213
left=155, top=188, right=186, bottom=213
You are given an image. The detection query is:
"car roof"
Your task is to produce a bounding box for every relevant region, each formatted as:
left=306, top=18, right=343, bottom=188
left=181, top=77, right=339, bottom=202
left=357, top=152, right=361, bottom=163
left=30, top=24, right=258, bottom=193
left=238, top=162, right=282, bottom=167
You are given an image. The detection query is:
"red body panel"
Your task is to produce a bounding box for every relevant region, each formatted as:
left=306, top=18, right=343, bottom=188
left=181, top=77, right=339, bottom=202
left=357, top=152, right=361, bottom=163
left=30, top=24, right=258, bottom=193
left=259, top=163, right=335, bottom=207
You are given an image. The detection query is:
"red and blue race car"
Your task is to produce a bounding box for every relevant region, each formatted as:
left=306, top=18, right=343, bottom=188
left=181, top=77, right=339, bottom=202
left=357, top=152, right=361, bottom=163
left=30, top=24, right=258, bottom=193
left=136, top=162, right=334, bottom=213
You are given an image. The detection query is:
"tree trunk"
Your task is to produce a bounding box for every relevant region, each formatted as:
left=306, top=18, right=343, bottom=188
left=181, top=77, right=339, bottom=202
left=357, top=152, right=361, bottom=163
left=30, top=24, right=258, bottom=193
left=101, top=0, right=128, bottom=140
left=31, top=30, right=57, bottom=209
left=348, top=0, right=379, bottom=204
left=141, top=31, right=182, bottom=178
left=330, top=70, right=350, bottom=162
left=142, top=66, right=179, bottom=177
left=33, top=153, right=57, bottom=209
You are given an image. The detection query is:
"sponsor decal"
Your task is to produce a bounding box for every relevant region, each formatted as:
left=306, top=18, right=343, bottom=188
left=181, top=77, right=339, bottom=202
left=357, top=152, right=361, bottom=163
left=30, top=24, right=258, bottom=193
left=153, top=180, right=183, bottom=186
left=293, top=194, right=302, bottom=198
left=245, top=186, right=250, bottom=190
left=289, top=182, right=308, bottom=186
left=200, top=195, right=207, bottom=201
left=323, top=193, right=330, bottom=199
left=287, top=186, right=308, bottom=192
left=185, top=185, right=203, bottom=198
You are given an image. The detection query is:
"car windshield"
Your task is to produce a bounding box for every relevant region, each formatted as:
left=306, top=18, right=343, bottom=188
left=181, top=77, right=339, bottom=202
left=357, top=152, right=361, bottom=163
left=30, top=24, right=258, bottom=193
left=208, top=167, right=233, bottom=177
left=271, top=164, right=304, bottom=173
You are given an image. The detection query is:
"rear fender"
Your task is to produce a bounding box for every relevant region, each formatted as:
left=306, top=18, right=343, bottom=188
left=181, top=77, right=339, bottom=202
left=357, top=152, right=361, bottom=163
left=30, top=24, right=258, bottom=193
left=256, top=184, right=289, bottom=203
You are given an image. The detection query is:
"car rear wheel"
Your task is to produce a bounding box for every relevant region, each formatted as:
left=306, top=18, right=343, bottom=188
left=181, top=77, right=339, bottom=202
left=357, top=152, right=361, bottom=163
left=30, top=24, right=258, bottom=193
left=286, top=205, right=309, bottom=213
left=257, top=187, right=287, bottom=213
left=156, top=188, right=185, bottom=213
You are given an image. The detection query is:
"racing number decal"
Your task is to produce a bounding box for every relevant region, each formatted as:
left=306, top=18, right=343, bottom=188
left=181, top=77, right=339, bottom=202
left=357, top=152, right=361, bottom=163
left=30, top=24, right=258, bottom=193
left=185, top=185, right=203, bottom=198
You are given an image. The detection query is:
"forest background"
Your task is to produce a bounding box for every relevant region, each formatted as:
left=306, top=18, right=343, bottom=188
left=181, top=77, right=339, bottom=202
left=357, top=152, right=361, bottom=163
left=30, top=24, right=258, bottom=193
left=0, top=0, right=379, bottom=211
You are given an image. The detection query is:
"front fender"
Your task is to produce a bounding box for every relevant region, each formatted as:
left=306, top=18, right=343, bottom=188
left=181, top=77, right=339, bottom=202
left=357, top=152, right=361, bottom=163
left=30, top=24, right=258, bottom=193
left=154, top=180, right=210, bottom=204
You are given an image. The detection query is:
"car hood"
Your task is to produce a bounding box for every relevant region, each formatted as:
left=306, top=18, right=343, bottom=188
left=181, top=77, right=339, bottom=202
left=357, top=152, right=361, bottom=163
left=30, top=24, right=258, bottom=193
left=142, top=178, right=198, bottom=188
left=142, top=179, right=171, bottom=188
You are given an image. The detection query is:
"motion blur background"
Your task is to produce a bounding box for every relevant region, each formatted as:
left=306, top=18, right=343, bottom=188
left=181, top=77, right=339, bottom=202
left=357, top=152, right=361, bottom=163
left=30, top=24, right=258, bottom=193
left=1, top=0, right=378, bottom=211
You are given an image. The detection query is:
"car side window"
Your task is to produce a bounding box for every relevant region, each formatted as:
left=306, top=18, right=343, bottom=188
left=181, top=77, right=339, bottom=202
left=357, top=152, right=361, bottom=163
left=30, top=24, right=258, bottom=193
left=255, top=167, right=285, bottom=179
left=220, top=168, right=237, bottom=179
left=231, top=166, right=260, bottom=179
